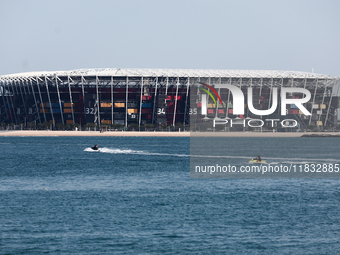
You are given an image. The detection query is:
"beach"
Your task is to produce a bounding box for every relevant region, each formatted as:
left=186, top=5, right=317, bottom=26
left=0, top=130, right=339, bottom=137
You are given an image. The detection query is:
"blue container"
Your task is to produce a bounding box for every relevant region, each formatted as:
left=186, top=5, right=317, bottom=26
left=142, top=103, right=152, bottom=108
left=53, top=108, right=61, bottom=113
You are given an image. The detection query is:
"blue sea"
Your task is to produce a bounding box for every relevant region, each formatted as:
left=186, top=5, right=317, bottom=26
left=1, top=136, right=340, bottom=254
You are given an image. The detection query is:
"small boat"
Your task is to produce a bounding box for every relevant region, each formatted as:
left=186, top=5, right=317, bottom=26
left=91, top=145, right=99, bottom=150
left=248, top=158, right=266, bottom=163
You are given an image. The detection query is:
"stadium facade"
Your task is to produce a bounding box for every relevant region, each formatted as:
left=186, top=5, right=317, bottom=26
left=0, top=68, right=339, bottom=130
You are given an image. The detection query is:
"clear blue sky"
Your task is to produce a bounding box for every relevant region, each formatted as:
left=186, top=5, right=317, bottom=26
left=0, top=0, right=339, bottom=76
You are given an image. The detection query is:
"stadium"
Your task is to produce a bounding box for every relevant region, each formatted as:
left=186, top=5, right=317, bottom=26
left=0, top=68, right=339, bottom=131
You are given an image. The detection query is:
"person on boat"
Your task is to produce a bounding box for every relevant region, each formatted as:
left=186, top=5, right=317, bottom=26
left=92, top=145, right=98, bottom=150
left=257, top=155, right=261, bottom=162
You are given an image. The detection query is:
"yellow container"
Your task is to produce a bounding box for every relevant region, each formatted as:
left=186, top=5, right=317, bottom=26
left=128, top=109, right=138, bottom=113
left=101, top=103, right=112, bottom=108
left=207, top=103, right=216, bottom=108
left=316, top=121, right=323, bottom=126
left=114, top=103, right=125, bottom=108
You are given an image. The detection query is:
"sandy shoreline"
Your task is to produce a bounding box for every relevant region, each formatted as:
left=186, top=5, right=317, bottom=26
left=0, top=130, right=190, bottom=137
left=0, top=130, right=340, bottom=137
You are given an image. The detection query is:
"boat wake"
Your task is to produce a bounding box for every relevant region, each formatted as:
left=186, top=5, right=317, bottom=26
left=84, top=147, right=189, bottom=157
left=84, top=148, right=339, bottom=163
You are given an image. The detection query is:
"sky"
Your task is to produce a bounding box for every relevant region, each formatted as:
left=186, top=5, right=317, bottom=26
left=0, top=0, right=339, bottom=76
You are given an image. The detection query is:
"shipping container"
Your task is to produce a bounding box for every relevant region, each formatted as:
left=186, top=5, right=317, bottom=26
left=66, top=120, right=74, bottom=124
left=147, top=114, right=152, bottom=119
left=290, top=109, right=299, bottom=114
left=142, top=95, right=152, bottom=100
left=53, top=103, right=61, bottom=108
left=40, top=103, right=46, bottom=107
left=49, top=120, right=55, bottom=125
left=207, top=103, right=215, bottom=108
left=53, top=108, right=61, bottom=113
left=127, top=114, right=137, bottom=119
left=114, top=103, right=125, bottom=108
left=319, top=104, right=326, bottom=109
left=228, top=109, right=233, bottom=114
left=127, top=109, right=138, bottom=113
left=197, top=102, right=202, bottom=107
left=312, top=104, right=319, bottom=109
left=127, top=102, right=138, bottom=108
left=141, top=109, right=152, bottom=114
left=101, top=120, right=112, bottom=124
left=64, top=103, right=73, bottom=108
left=317, top=110, right=322, bottom=114
left=114, top=113, right=124, bottom=119
left=114, top=120, right=124, bottom=125
left=136, top=95, right=152, bottom=100
left=207, top=108, right=215, bottom=118
left=142, top=103, right=152, bottom=108
left=217, top=108, right=226, bottom=118
left=174, top=95, right=183, bottom=101
left=101, top=102, right=112, bottom=108
left=316, top=121, right=323, bottom=126
left=40, top=109, right=49, bottom=113
left=64, top=108, right=73, bottom=113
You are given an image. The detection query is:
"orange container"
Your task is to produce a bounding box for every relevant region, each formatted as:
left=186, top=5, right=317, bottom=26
left=127, top=109, right=138, bottom=113
left=101, top=103, right=112, bottom=108
left=64, top=103, right=73, bottom=108
left=64, top=108, right=73, bottom=113
left=114, top=103, right=125, bottom=108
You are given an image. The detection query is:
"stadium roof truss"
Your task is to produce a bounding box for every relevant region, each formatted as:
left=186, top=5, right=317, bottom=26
left=1, top=68, right=339, bottom=92
left=0, top=68, right=339, bottom=129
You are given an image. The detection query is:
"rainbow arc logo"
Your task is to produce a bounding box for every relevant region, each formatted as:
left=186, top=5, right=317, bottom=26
left=198, top=83, right=223, bottom=116
left=198, top=82, right=223, bottom=107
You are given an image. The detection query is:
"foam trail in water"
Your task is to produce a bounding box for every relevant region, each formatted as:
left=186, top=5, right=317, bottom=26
left=84, top=147, right=189, bottom=157
left=84, top=148, right=339, bottom=162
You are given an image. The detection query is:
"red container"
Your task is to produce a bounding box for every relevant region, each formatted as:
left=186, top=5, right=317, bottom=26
left=141, top=109, right=152, bottom=113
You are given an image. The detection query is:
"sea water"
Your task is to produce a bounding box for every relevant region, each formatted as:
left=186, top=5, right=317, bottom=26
left=1, top=136, right=340, bottom=254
